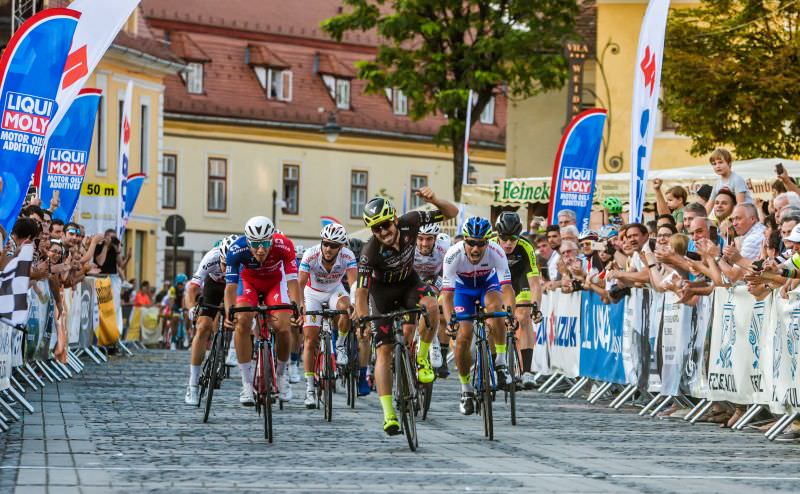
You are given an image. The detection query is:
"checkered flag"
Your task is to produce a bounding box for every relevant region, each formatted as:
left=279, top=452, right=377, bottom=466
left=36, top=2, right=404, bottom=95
left=0, top=243, right=33, bottom=326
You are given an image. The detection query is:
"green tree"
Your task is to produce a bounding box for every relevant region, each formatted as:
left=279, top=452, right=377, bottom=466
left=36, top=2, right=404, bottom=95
left=322, top=0, right=580, bottom=201
left=661, top=1, right=800, bottom=158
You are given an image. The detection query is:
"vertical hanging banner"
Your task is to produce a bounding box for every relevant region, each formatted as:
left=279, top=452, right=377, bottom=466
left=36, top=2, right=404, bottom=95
left=39, top=88, right=102, bottom=222
left=124, top=172, right=146, bottom=217
left=547, top=109, right=607, bottom=232
left=629, top=0, right=671, bottom=223
left=117, top=80, right=133, bottom=237
left=0, top=9, right=80, bottom=234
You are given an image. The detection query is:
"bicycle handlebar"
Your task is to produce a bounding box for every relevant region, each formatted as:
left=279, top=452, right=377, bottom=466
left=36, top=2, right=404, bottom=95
left=228, top=303, right=299, bottom=319
left=305, top=309, right=349, bottom=316
left=454, top=310, right=510, bottom=322
left=358, top=307, right=429, bottom=327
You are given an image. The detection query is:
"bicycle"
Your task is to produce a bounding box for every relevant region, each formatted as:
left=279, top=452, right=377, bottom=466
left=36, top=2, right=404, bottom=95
left=359, top=307, right=430, bottom=452
left=412, top=331, right=434, bottom=421
left=196, top=303, right=231, bottom=423
left=339, top=325, right=360, bottom=409
left=305, top=304, right=349, bottom=422
left=229, top=302, right=299, bottom=443
left=503, top=303, right=540, bottom=426
left=453, top=302, right=510, bottom=440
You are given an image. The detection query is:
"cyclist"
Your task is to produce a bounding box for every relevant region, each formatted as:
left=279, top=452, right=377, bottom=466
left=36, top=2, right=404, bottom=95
left=298, top=223, right=357, bottom=408
left=413, top=222, right=451, bottom=377
left=354, top=188, right=458, bottom=435
left=441, top=217, right=515, bottom=415
left=224, top=216, right=301, bottom=406
left=183, top=235, right=238, bottom=405
left=493, top=212, right=543, bottom=389
left=603, top=196, right=624, bottom=228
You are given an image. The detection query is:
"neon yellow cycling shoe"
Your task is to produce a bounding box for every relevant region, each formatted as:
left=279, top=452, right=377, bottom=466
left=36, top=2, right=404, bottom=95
left=417, top=357, right=435, bottom=384
left=383, top=416, right=401, bottom=436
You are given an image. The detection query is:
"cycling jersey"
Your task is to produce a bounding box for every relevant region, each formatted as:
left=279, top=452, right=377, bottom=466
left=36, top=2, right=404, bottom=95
left=299, top=244, right=357, bottom=292
left=190, top=247, right=225, bottom=287
left=414, top=237, right=451, bottom=285
left=442, top=241, right=511, bottom=291
left=504, top=237, right=539, bottom=294
left=225, top=233, right=298, bottom=285
left=357, top=209, right=444, bottom=287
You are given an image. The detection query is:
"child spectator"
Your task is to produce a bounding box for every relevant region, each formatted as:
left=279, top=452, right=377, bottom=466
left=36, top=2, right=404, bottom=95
left=706, top=147, right=753, bottom=214
left=653, top=178, right=687, bottom=227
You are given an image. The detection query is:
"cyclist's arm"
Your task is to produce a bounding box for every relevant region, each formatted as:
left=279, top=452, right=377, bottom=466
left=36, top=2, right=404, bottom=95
left=184, top=282, right=200, bottom=310
left=297, top=270, right=309, bottom=292
left=355, top=255, right=372, bottom=319
left=441, top=289, right=455, bottom=323
left=441, top=246, right=458, bottom=320
left=224, top=251, right=241, bottom=316
left=501, top=284, right=516, bottom=313
left=419, top=188, right=458, bottom=219
left=345, top=267, right=357, bottom=289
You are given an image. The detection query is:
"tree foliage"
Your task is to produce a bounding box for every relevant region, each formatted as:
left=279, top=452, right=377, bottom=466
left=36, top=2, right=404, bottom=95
left=322, top=0, right=580, bottom=200
left=662, top=1, right=800, bottom=158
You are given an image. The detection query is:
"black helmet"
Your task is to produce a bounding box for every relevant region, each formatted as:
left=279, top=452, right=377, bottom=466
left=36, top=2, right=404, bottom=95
left=494, top=212, right=523, bottom=237
left=362, top=197, right=396, bottom=227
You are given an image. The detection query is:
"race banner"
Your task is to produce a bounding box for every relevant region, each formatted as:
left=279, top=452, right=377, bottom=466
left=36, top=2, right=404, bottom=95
left=0, top=9, right=79, bottom=234
left=532, top=292, right=551, bottom=374
left=579, top=290, right=625, bottom=384
left=94, top=277, right=120, bottom=346
left=78, top=277, right=97, bottom=348
left=0, top=322, right=13, bottom=390
left=547, top=109, right=606, bottom=231
left=647, top=290, right=664, bottom=393
left=629, top=0, right=671, bottom=222
left=659, top=292, right=693, bottom=396
left=683, top=295, right=713, bottom=398
left=547, top=290, right=581, bottom=378
left=125, top=172, right=146, bottom=218
left=40, top=88, right=102, bottom=222
left=139, top=306, right=161, bottom=345
left=25, top=281, right=51, bottom=362
left=117, top=80, right=133, bottom=237
left=622, top=288, right=645, bottom=386
left=74, top=181, right=118, bottom=235
left=766, top=291, right=800, bottom=413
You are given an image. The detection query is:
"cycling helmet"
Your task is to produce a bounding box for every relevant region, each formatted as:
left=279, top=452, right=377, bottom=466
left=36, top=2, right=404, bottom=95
left=321, top=223, right=348, bottom=244
left=598, top=225, right=619, bottom=239
left=295, top=244, right=305, bottom=259
left=244, top=216, right=275, bottom=241
left=362, top=197, right=396, bottom=227
left=175, top=273, right=187, bottom=285
left=418, top=223, right=441, bottom=236
left=437, top=232, right=451, bottom=244
left=494, top=212, right=523, bottom=237
left=218, top=234, right=239, bottom=259
left=602, top=196, right=623, bottom=215
left=462, top=217, right=492, bottom=239
left=579, top=229, right=599, bottom=242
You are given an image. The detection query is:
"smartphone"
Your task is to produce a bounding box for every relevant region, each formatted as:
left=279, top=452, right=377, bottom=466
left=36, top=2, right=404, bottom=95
left=25, top=185, right=38, bottom=203
left=752, top=259, right=765, bottom=272
left=648, top=238, right=657, bottom=251
left=686, top=252, right=701, bottom=261
left=777, top=162, right=785, bottom=175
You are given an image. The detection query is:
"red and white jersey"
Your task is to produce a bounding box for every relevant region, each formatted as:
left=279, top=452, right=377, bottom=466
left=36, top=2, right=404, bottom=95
left=414, top=237, right=451, bottom=282
left=299, top=244, right=357, bottom=292
left=225, top=233, right=298, bottom=284
left=442, top=241, right=511, bottom=290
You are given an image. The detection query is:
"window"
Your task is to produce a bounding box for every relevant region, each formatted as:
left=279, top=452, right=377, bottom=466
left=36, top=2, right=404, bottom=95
left=350, top=170, right=368, bottom=218
left=162, top=154, right=177, bottom=209
left=254, top=66, right=292, bottom=101
left=207, top=158, right=227, bottom=212
left=140, top=104, right=149, bottom=174
left=410, top=175, right=428, bottom=209
left=282, top=164, right=299, bottom=215
left=480, top=96, right=495, bottom=125
left=183, top=62, right=204, bottom=94
left=392, top=88, right=407, bottom=115
left=96, top=95, right=106, bottom=173
left=322, top=74, right=351, bottom=109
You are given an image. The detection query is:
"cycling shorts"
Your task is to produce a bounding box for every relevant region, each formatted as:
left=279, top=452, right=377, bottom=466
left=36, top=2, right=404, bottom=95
left=304, top=285, right=348, bottom=327
left=368, top=274, right=434, bottom=348
left=451, top=273, right=501, bottom=317
left=236, top=275, right=291, bottom=311
left=515, top=289, right=531, bottom=304
left=197, top=278, right=225, bottom=318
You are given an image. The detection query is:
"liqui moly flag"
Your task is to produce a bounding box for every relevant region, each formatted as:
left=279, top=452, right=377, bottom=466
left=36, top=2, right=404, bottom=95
left=125, top=173, right=146, bottom=217
left=117, top=80, right=133, bottom=237
left=0, top=9, right=79, bottom=235
left=40, top=88, right=102, bottom=223
left=547, top=109, right=607, bottom=232
left=629, top=0, right=671, bottom=223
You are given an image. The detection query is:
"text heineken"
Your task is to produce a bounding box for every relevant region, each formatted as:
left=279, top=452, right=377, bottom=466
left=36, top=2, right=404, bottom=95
left=494, top=181, right=550, bottom=203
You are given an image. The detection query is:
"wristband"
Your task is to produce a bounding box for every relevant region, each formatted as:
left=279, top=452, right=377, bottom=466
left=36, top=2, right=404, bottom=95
left=648, top=263, right=656, bottom=268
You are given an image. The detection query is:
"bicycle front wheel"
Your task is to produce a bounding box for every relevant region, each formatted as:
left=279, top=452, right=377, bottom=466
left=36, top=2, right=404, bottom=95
left=323, top=334, right=334, bottom=422
left=396, top=345, right=418, bottom=451
left=261, top=344, right=274, bottom=443
left=198, top=331, right=217, bottom=410
left=202, top=330, right=222, bottom=422
left=478, top=340, right=494, bottom=440
left=507, top=335, right=518, bottom=426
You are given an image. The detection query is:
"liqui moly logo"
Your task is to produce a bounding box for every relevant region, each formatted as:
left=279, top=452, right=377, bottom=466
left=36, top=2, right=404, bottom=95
left=2, top=92, right=56, bottom=136
left=560, top=167, right=593, bottom=194
left=47, top=148, right=87, bottom=176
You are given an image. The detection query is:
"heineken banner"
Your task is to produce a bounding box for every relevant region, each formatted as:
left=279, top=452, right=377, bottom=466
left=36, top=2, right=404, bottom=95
left=547, top=109, right=606, bottom=232
left=547, top=291, right=581, bottom=378
left=579, top=291, right=625, bottom=384
left=0, top=8, right=79, bottom=234
left=39, top=88, right=102, bottom=222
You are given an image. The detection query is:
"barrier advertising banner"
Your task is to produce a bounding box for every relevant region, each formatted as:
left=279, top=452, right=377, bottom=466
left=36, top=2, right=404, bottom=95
left=659, top=292, right=693, bottom=396
left=766, top=292, right=800, bottom=413
left=579, top=291, right=626, bottom=384
left=0, top=9, right=79, bottom=234
left=94, top=277, right=120, bottom=346
left=532, top=292, right=551, bottom=373
left=684, top=295, right=713, bottom=398
left=548, top=291, right=581, bottom=378
left=74, top=181, right=118, bottom=235
left=622, top=288, right=644, bottom=386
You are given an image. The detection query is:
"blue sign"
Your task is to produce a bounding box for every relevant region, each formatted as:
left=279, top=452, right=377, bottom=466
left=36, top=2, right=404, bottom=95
left=0, top=9, right=79, bottom=234
left=579, top=290, right=626, bottom=384
left=547, top=109, right=607, bottom=232
left=40, top=88, right=101, bottom=222
left=124, top=172, right=145, bottom=217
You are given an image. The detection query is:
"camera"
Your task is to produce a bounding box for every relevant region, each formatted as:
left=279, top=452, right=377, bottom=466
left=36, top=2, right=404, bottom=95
left=608, top=283, right=631, bottom=303
left=570, top=279, right=583, bottom=292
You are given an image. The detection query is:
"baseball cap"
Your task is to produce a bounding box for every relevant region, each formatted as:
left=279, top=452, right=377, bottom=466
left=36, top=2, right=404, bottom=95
left=787, top=224, right=800, bottom=243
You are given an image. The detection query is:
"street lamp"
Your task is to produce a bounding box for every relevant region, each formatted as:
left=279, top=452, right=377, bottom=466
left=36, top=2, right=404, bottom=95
left=322, top=111, right=341, bottom=143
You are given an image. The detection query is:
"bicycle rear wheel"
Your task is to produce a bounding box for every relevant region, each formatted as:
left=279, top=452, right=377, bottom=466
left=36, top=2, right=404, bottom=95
left=478, top=340, right=494, bottom=440
left=396, top=346, right=418, bottom=451
left=507, top=335, right=518, bottom=426
left=197, top=331, right=217, bottom=409
left=261, top=344, right=274, bottom=443
left=203, top=328, right=224, bottom=423
left=323, top=333, right=334, bottom=422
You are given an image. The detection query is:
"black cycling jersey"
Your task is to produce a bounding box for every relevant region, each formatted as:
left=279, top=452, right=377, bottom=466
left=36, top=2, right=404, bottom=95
left=357, top=210, right=444, bottom=287
left=504, top=237, right=540, bottom=293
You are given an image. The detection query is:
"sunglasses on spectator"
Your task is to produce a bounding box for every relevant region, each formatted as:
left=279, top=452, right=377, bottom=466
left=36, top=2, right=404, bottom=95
left=371, top=221, right=393, bottom=233
left=322, top=241, right=342, bottom=249
left=499, top=235, right=518, bottom=242
left=464, top=239, right=487, bottom=247
left=248, top=239, right=271, bottom=249
left=66, top=228, right=81, bottom=235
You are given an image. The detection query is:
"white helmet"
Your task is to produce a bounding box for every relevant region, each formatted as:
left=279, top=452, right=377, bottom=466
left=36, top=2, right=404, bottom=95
left=419, top=223, right=441, bottom=236
left=219, top=234, right=239, bottom=259
left=321, top=223, right=348, bottom=244
left=437, top=232, right=451, bottom=244
left=244, top=216, right=275, bottom=242
left=295, top=244, right=305, bottom=259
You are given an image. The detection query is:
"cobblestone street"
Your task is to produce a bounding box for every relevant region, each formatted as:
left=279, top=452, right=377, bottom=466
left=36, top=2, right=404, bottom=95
left=2, top=350, right=800, bottom=493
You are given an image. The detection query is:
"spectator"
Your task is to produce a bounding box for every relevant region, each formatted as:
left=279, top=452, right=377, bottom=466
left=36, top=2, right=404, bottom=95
left=134, top=281, right=153, bottom=307
left=545, top=225, right=562, bottom=285
left=560, top=225, right=579, bottom=245
left=534, top=234, right=553, bottom=281
left=706, top=147, right=753, bottom=214
left=654, top=179, right=688, bottom=227
left=93, top=229, right=122, bottom=275
left=557, top=209, right=577, bottom=228
left=773, top=192, right=800, bottom=222
left=682, top=202, right=707, bottom=234
left=50, top=219, right=65, bottom=240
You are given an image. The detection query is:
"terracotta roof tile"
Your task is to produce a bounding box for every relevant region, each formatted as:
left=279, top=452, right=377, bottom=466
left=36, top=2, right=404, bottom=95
left=315, top=52, right=356, bottom=78
left=248, top=43, right=289, bottom=69
left=169, top=32, right=209, bottom=62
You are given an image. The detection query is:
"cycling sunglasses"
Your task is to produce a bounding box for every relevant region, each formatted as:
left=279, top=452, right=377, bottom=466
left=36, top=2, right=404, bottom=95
left=370, top=221, right=393, bottom=233
left=321, top=241, right=342, bottom=249
left=464, top=238, right=488, bottom=247
left=498, top=235, right=519, bottom=242
left=248, top=239, right=271, bottom=249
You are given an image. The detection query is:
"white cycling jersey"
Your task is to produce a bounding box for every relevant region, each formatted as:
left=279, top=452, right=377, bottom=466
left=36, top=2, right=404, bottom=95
left=441, top=241, right=511, bottom=290
left=190, top=247, right=225, bottom=286
left=414, top=238, right=451, bottom=283
left=299, top=244, right=357, bottom=292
